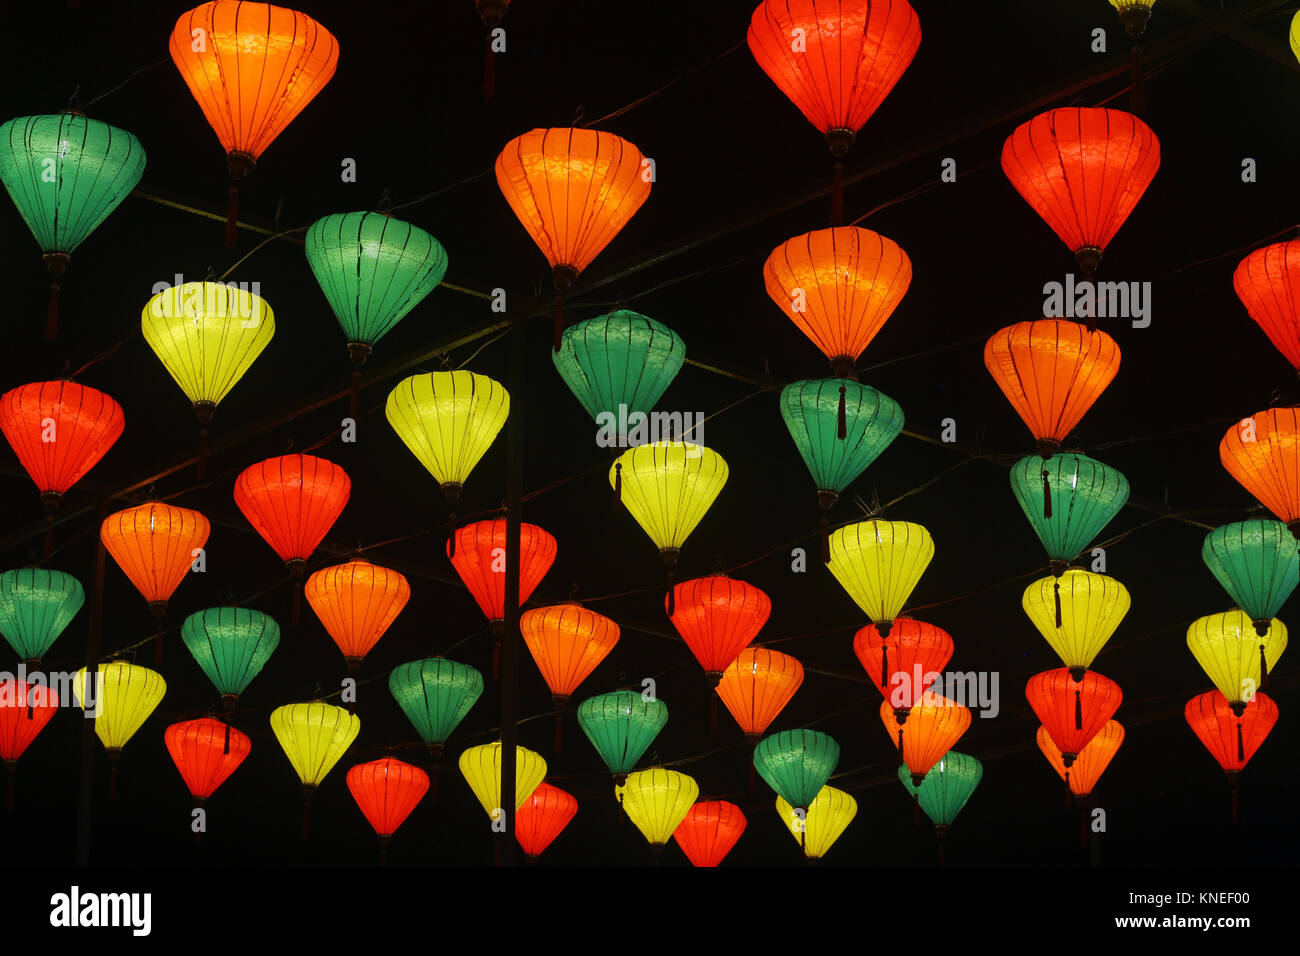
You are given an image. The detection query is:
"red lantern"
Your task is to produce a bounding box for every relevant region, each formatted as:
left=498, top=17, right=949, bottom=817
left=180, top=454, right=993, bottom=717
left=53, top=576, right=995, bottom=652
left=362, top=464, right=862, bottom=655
left=234, top=454, right=351, bottom=571
left=346, top=758, right=429, bottom=856
left=1025, top=667, right=1121, bottom=766
left=305, top=559, right=410, bottom=673
left=879, top=692, right=970, bottom=785
left=164, top=717, right=250, bottom=805
left=853, top=617, right=953, bottom=718
left=515, top=781, right=578, bottom=859
left=1233, top=240, right=1300, bottom=372
left=0, top=679, right=59, bottom=811
left=672, top=799, right=747, bottom=867
left=667, top=575, right=771, bottom=683
left=1185, top=690, right=1277, bottom=775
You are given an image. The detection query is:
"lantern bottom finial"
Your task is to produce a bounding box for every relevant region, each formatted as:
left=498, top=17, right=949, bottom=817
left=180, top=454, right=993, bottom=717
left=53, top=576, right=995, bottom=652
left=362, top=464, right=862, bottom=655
left=442, top=482, right=463, bottom=506
left=1229, top=700, right=1247, bottom=718
left=226, top=151, right=256, bottom=182
left=910, top=772, right=926, bottom=788
left=817, top=490, right=838, bottom=512
left=893, top=706, right=910, bottom=725
left=194, top=401, right=216, bottom=425
left=43, top=251, right=69, bottom=278
left=221, top=694, right=237, bottom=712
left=347, top=342, right=373, bottom=367
left=660, top=548, right=680, bottom=571
left=829, top=356, right=857, bottom=379
left=285, top=558, right=308, bottom=580
left=1049, top=559, right=1070, bottom=578
left=1117, top=6, right=1151, bottom=38
left=1252, top=619, right=1270, bottom=638
left=1036, top=438, right=1061, bottom=460
left=40, top=491, right=63, bottom=515
left=552, top=265, right=579, bottom=294
left=1075, top=246, right=1102, bottom=276
left=1068, top=666, right=1087, bottom=683
left=825, top=128, right=855, bottom=160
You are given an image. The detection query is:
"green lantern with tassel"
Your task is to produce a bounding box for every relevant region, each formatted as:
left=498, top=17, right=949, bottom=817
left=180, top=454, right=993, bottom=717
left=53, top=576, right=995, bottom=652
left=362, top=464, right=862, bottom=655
left=1202, top=520, right=1300, bottom=638
left=1010, top=453, right=1128, bottom=575
left=899, top=750, right=982, bottom=862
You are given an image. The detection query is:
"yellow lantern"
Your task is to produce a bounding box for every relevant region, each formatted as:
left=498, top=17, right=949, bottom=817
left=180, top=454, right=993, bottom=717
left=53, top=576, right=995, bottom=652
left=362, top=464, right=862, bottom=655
left=385, top=371, right=510, bottom=504
left=1022, top=569, right=1130, bottom=678
left=72, top=660, right=166, bottom=755
left=618, top=767, right=698, bottom=849
left=1292, top=10, right=1300, bottom=65
left=1187, top=610, right=1287, bottom=714
left=457, top=740, right=547, bottom=819
left=826, top=520, right=933, bottom=633
left=269, top=701, right=360, bottom=792
left=142, top=280, right=275, bottom=424
left=776, top=786, right=857, bottom=860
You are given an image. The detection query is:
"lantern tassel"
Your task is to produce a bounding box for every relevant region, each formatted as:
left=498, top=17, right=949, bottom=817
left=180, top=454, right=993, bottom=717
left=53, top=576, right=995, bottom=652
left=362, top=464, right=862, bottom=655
left=482, top=32, right=496, bottom=102
left=46, top=281, right=60, bottom=342
left=225, top=186, right=239, bottom=249
left=880, top=645, right=888, bottom=692
left=1237, top=722, right=1244, bottom=763
left=897, top=728, right=905, bottom=767
left=198, top=428, right=209, bottom=481
left=1054, top=580, right=1062, bottom=628
left=1129, top=45, right=1146, bottom=114
left=1042, top=469, right=1052, bottom=519
left=1258, top=643, right=1268, bottom=690
left=837, top=384, right=847, bottom=440
left=614, top=462, right=622, bottom=505
left=1075, top=689, right=1083, bottom=731
left=350, top=370, right=361, bottom=423
left=43, top=516, right=53, bottom=563
left=830, top=161, right=844, bottom=227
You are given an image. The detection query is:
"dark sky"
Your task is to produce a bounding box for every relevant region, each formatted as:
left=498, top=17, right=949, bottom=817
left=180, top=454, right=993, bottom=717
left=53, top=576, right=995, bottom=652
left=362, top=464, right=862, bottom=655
left=0, top=0, right=1297, bottom=870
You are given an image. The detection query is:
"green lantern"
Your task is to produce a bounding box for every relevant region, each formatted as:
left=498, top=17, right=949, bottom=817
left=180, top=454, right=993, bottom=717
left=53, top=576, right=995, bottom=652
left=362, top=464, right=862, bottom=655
left=180, top=607, right=280, bottom=709
left=779, top=378, right=903, bottom=509
left=0, top=568, right=85, bottom=665
left=388, top=657, right=483, bottom=759
left=0, top=113, right=147, bottom=337
left=899, top=750, right=982, bottom=829
left=553, top=310, right=686, bottom=430
left=1203, top=520, right=1300, bottom=637
left=576, top=689, right=668, bottom=784
left=1010, top=453, right=1129, bottom=574
left=753, top=728, right=840, bottom=812
left=304, top=211, right=449, bottom=365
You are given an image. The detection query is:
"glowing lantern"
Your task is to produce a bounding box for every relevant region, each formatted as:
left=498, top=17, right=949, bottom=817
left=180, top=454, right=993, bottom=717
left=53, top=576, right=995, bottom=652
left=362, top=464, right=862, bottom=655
left=880, top=693, right=971, bottom=785
left=1022, top=569, right=1130, bottom=677
left=985, top=321, right=1121, bottom=460
left=270, top=701, right=359, bottom=836
left=1186, top=610, right=1287, bottom=712
left=1010, top=453, right=1130, bottom=573
left=1221, top=409, right=1300, bottom=535
left=776, top=786, right=857, bottom=860
left=827, top=520, right=934, bottom=632
left=1001, top=108, right=1160, bottom=277
left=522, top=604, right=620, bottom=751
left=764, top=228, right=912, bottom=373
left=1025, top=668, right=1121, bottom=766
left=164, top=717, right=250, bottom=806
left=0, top=568, right=84, bottom=665
left=73, top=661, right=166, bottom=799
left=1186, top=691, right=1276, bottom=777
left=101, top=502, right=210, bottom=625
left=1232, top=240, right=1300, bottom=372
left=447, top=520, right=556, bottom=628
left=618, top=767, right=698, bottom=849
left=899, top=751, right=983, bottom=855
left=496, top=128, right=651, bottom=348
left=667, top=575, right=771, bottom=683
left=716, top=647, right=804, bottom=742
left=753, top=729, right=840, bottom=813
left=305, top=559, right=410, bottom=673
left=1202, top=520, right=1299, bottom=637
left=142, top=281, right=275, bottom=427
left=610, top=441, right=728, bottom=611
left=576, top=689, right=667, bottom=783
left=1110, top=0, right=1156, bottom=37
left=673, top=800, right=746, bottom=867
left=0, top=113, right=146, bottom=338
left=554, top=310, right=686, bottom=427
left=853, top=617, right=953, bottom=719
left=0, top=680, right=59, bottom=810
left=1037, top=720, right=1124, bottom=796
left=388, top=658, right=482, bottom=762
left=347, top=758, right=429, bottom=860
left=170, top=1, right=339, bottom=247
left=180, top=607, right=280, bottom=709
left=516, top=781, right=578, bottom=860
left=1293, top=10, right=1300, bottom=64
left=458, top=740, right=547, bottom=819
left=234, top=453, right=350, bottom=575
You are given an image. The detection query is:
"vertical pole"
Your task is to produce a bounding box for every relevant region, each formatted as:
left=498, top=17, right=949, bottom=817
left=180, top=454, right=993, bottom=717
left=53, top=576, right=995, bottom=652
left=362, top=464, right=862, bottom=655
left=75, top=499, right=108, bottom=866
left=498, top=313, right=525, bottom=866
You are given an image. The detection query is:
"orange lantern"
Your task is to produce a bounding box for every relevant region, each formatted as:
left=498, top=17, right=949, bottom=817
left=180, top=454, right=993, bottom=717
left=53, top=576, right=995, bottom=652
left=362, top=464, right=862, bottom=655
left=515, top=781, right=578, bottom=860
left=666, top=575, right=771, bottom=684
left=672, top=800, right=747, bottom=867
left=764, top=227, right=912, bottom=375
left=520, top=603, right=619, bottom=751
left=170, top=1, right=339, bottom=247
left=495, top=128, right=652, bottom=349
left=853, top=617, right=953, bottom=719
left=305, top=559, right=410, bottom=674
left=1036, top=720, right=1123, bottom=798
left=164, top=717, right=250, bottom=809
left=716, top=647, right=803, bottom=743
left=1234, top=240, right=1300, bottom=373
left=1220, top=409, right=1300, bottom=535
left=1025, top=667, right=1122, bottom=766
left=346, top=757, right=429, bottom=861
left=879, top=692, right=971, bottom=785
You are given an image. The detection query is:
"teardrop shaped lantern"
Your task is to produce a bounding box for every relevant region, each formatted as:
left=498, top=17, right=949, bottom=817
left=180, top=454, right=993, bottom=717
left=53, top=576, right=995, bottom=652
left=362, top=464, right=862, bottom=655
left=164, top=717, right=250, bottom=807
left=618, top=767, right=699, bottom=849
left=523, top=604, right=620, bottom=751
left=0, top=113, right=147, bottom=338
left=388, top=658, right=484, bottom=759
left=269, top=701, right=359, bottom=793
left=516, top=781, right=578, bottom=860
left=1186, top=610, right=1287, bottom=713
left=305, top=559, right=410, bottom=674
left=554, top=310, right=686, bottom=425
left=496, top=128, right=652, bottom=348
left=386, top=371, right=509, bottom=506
left=853, top=617, right=953, bottom=719
left=1010, top=453, right=1130, bottom=573
left=347, top=758, right=429, bottom=856
left=101, top=502, right=210, bottom=627
left=826, top=519, right=934, bottom=631
left=180, top=607, right=280, bottom=709
left=170, top=1, right=339, bottom=246
left=1293, top=10, right=1300, bottom=64
left=142, top=281, right=275, bottom=426
left=899, top=751, right=982, bottom=840
left=776, top=786, right=857, bottom=860
left=1022, top=569, right=1130, bottom=678
left=667, top=575, right=772, bottom=683
left=673, top=800, right=747, bottom=867
left=447, top=520, right=556, bottom=628
left=1185, top=690, right=1277, bottom=777
left=985, top=321, right=1121, bottom=459
left=1232, top=240, right=1300, bottom=373
left=234, top=454, right=351, bottom=576
left=1024, top=667, right=1121, bottom=767
left=764, top=228, right=912, bottom=374
left=1202, top=520, right=1300, bottom=636
left=576, top=689, right=667, bottom=784
left=1037, top=720, right=1124, bottom=797
left=880, top=693, right=971, bottom=786
left=458, top=740, right=547, bottom=819
left=753, top=729, right=840, bottom=813
left=1001, top=108, right=1160, bottom=277
left=0, top=679, right=59, bottom=809
left=0, top=568, right=84, bottom=665
left=1221, top=409, right=1300, bottom=536
left=73, top=661, right=166, bottom=780
left=716, top=647, right=804, bottom=742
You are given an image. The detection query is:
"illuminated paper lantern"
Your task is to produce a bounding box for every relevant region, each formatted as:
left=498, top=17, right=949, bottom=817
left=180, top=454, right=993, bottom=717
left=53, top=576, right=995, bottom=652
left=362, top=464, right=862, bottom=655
left=164, top=717, right=250, bottom=805
left=619, top=767, right=698, bottom=849
left=715, top=647, right=803, bottom=742
left=516, top=782, right=578, bottom=860
left=672, top=800, right=746, bottom=867
left=0, top=568, right=84, bottom=665
left=776, top=786, right=857, bottom=860
left=306, top=559, right=410, bottom=672
left=1186, top=610, right=1287, bottom=712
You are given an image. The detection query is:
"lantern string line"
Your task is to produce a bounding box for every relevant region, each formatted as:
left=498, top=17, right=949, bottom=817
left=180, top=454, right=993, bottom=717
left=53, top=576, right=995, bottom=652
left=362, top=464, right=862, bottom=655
left=80, top=58, right=171, bottom=109
left=578, top=41, right=746, bottom=129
